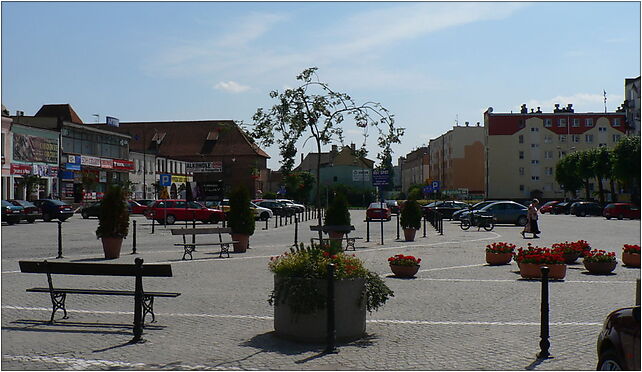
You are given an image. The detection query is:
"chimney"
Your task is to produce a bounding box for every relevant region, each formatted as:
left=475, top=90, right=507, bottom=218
left=530, top=108, right=534, bottom=113
left=554, top=103, right=561, bottom=113
left=16, top=110, right=24, bottom=116
left=350, top=142, right=355, bottom=151
left=465, top=121, right=469, bottom=127
left=567, top=104, right=573, bottom=113
left=536, top=107, right=541, bottom=113
left=331, top=145, right=338, bottom=153
left=476, top=122, right=481, bottom=127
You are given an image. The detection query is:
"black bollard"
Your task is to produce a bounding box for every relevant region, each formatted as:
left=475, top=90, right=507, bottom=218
left=366, top=219, right=370, bottom=242
left=294, top=215, right=298, bottom=246
left=56, top=221, right=63, bottom=259
left=440, top=214, right=444, bottom=235
left=132, top=220, right=137, bottom=254
left=396, top=213, right=400, bottom=240
left=151, top=218, right=155, bottom=234
left=264, top=217, right=269, bottom=230
left=280, top=215, right=283, bottom=227
left=132, top=257, right=144, bottom=343
left=192, top=213, right=196, bottom=244
left=325, top=263, right=337, bottom=354
left=275, top=214, right=278, bottom=228
left=380, top=217, right=384, bottom=245
left=423, top=216, right=427, bottom=238
left=538, top=266, right=551, bottom=359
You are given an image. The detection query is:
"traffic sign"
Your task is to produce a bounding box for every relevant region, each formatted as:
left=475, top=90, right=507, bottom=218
left=372, top=169, right=390, bottom=186
left=159, top=173, right=172, bottom=187
left=423, top=186, right=433, bottom=194
left=431, top=180, right=441, bottom=191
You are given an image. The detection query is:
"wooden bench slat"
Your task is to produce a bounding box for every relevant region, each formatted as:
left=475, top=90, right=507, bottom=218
left=19, top=261, right=173, bottom=277
left=26, top=288, right=180, bottom=297
left=171, top=228, right=231, bottom=235
left=174, top=241, right=237, bottom=246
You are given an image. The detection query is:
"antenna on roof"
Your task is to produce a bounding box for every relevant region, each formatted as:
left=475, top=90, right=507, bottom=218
left=603, top=89, right=607, bottom=113
left=93, top=114, right=100, bottom=123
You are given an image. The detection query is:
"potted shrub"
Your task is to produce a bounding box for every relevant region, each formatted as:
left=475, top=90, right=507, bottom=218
left=96, top=185, right=129, bottom=259
left=622, top=244, right=640, bottom=267
left=388, top=254, right=421, bottom=278
left=485, top=242, right=516, bottom=265
left=552, top=240, right=589, bottom=264
left=514, top=244, right=566, bottom=280
left=399, top=199, right=422, bottom=241
left=323, top=192, right=351, bottom=240
left=583, top=249, right=617, bottom=275
left=227, top=185, right=255, bottom=253
left=269, top=243, right=394, bottom=342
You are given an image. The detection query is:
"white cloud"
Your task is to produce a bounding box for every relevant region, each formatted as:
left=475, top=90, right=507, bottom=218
left=214, top=81, right=250, bottom=93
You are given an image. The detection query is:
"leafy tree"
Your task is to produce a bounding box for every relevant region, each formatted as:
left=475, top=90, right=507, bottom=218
left=96, top=185, right=129, bottom=239
left=228, top=185, right=255, bottom=236
left=284, top=171, right=315, bottom=204
left=555, top=154, right=581, bottom=199
left=576, top=150, right=594, bottom=200
left=612, top=136, right=640, bottom=204
left=588, top=146, right=613, bottom=205
left=324, top=191, right=351, bottom=226
left=400, top=198, right=422, bottom=230
left=250, top=67, right=404, bottom=240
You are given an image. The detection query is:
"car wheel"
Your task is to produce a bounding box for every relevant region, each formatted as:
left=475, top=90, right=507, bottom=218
left=164, top=215, right=176, bottom=225
left=598, top=350, right=624, bottom=371
left=617, top=214, right=623, bottom=220
left=579, top=211, right=586, bottom=217
left=43, top=212, right=52, bottom=222
left=27, top=217, right=35, bottom=223
left=517, top=215, right=528, bottom=226
left=6, top=219, right=15, bottom=225
left=81, top=211, right=89, bottom=219
left=605, top=216, right=611, bottom=220
left=260, top=212, right=270, bottom=221
left=156, top=219, right=164, bottom=224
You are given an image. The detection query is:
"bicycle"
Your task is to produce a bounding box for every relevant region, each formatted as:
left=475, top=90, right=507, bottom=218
left=460, top=214, right=494, bottom=231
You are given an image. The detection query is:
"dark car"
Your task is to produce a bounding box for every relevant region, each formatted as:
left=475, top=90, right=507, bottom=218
left=570, top=201, right=603, bottom=217
left=472, top=201, right=528, bottom=226
left=452, top=200, right=498, bottom=221
left=81, top=200, right=132, bottom=219
left=596, top=306, right=640, bottom=370
left=32, top=199, right=75, bottom=222
left=254, top=200, right=295, bottom=217
left=604, top=203, right=641, bottom=220
left=539, top=201, right=560, bottom=214
left=143, top=199, right=225, bottom=224
left=385, top=200, right=400, bottom=214
left=8, top=199, right=42, bottom=223
left=422, top=201, right=469, bottom=219
left=551, top=201, right=576, bottom=215
left=2, top=200, right=24, bottom=225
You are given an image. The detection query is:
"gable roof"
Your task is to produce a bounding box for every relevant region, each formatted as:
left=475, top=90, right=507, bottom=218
left=35, top=104, right=84, bottom=124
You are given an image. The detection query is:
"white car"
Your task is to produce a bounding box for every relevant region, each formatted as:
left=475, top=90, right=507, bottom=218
left=251, top=202, right=273, bottom=221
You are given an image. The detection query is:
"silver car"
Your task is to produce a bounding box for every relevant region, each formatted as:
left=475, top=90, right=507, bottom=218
left=472, top=201, right=528, bottom=226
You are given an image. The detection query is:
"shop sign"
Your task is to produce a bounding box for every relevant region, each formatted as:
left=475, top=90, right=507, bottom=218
left=186, top=161, right=222, bottom=173
left=10, top=163, right=32, bottom=175
left=81, top=155, right=101, bottom=167
left=112, top=159, right=134, bottom=171
left=172, top=175, right=189, bottom=183
left=32, top=164, right=58, bottom=177
left=99, top=171, right=107, bottom=183
left=12, top=133, right=58, bottom=164
left=60, top=171, right=75, bottom=180
left=63, top=183, right=75, bottom=198
left=100, top=158, right=113, bottom=169
left=66, top=154, right=81, bottom=171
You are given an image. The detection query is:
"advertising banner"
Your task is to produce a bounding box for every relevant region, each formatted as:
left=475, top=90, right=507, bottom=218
left=99, top=171, right=107, bottom=183
left=12, top=133, right=58, bottom=164
left=10, top=164, right=32, bottom=175
left=81, top=155, right=101, bottom=167
left=186, top=161, right=222, bottom=173
left=172, top=175, right=189, bottom=183
left=112, top=159, right=134, bottom=171
left=100, top=158, right=114, bottom=169
left=352, top=169, right=370, bottom=182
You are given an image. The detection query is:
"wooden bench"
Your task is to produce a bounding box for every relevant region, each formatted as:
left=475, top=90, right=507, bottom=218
left=18, top=258, right=180, bottom=343
left=310, top=237, right=363, bottom=251
left=170, top=227, right=238, bottom=260
left=309, top=225, right=361, bottom=250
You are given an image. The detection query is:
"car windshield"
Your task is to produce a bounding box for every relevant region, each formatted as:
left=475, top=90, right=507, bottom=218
left=2, top=200, right=13, bottom=207
left=48, top=199, right=67, bottom=206
left=369, top=203, right=386, bottom=209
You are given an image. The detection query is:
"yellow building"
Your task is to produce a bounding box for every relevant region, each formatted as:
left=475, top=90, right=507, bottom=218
left=484, top=104, right=628, bottom=201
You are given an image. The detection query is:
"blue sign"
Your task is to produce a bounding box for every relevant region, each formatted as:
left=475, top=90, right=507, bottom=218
left=431, top=181, right=441, bottom=191
left=278, top=186, right=287, bottom=195
left=159, top=173, right=172, bottom=187
left=60, top=171, right=75, bottom=180
left=423, top=186, right=433, bottom=194
left=106, top=116, right=120, bottom=127
left=65, top=154, right=81, bottom=171
left=372, top=169, right=390, bottom=186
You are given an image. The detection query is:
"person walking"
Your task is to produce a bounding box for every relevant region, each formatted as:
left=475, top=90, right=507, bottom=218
left=521, top=199, right=541, bottom=238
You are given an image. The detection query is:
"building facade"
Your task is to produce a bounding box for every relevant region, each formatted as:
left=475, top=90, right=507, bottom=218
left=429, top=123, right=485, bottom=197
left=624, top=76, right=641, bottom=135
left=399, top=146, right=430, bottom=194
left=484, top=104, right=627, bottom=201
left=1, top=105, right=13, bottom=199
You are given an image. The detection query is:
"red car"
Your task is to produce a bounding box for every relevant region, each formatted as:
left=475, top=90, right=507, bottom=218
left=144, top=199, right=225, bottom=224
left=366, top=202, right=391, bottom=221
left=603, top=203, right=640, bottom=220
left=539, top=201, right=560, bottom=214
left=128, top=200, right=148, bottom=214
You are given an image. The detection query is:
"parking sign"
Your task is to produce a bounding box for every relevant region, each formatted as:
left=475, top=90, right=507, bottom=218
left=160, top=173, right=172, bottom=186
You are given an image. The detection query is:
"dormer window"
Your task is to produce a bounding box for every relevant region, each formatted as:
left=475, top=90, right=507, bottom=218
left=206, top=130, right=219, bottom=140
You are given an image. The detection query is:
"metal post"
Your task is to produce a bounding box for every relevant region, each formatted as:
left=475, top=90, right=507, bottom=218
left=56, top=221, right=63, bottom=259
left=275, top=215, right=278, bottom=228
left=280, top=215, right=283, bottom=227
left=439, top=213, right=444, bottom=235
left=132, top=257, right=144, bottom=343
left=366, top=219, right=370, bottom=242
left=264, top=217, right=269, bottom=230
left=325, top=263, right=337, bottom=354
left=396, top=213, right=400, bottom=240
left=192, top=212, right=196, bottom=244
left=537, top=266, right=551, bottom=359
left=423, top=216, right=427, bottom=238
left=380, top=218, right=384, bottom=245
left=151, top=218, right=155, bottom=234
left=294, top=215, right=298, bottom=246
left=132, top=220, right=137, bottom=254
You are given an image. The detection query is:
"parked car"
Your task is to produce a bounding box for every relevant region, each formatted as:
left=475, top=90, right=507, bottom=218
left=143, top=199, right=225, bottom=224
left=277, top=199, right=305, bottom=213
left=422, top=201, right=469, bottom=219
left=604, top=203, right=641, bottom=220
left=135, top=199, right=155, bottom=207
left=569, top=201, right=603, bottom=217
left=8, top=199, right=42, bottom=223
left=385, top=200, right=400, bottom=214
left=205, top=200, right=273, bottom=221
left=81, top=200, right=132, bottom=219
left=471, top=201, right=528, bottom=226
left=254, top=200, right=296, bottom=217
left=2, top=200, right=24, bottom=225
left=596, top=306, right=640, bottom=370
left=250, top=202, right=273, bottom=221
left=539, top=201, right=560, bottom=214
left=366, top=202, right=391, bottom=221
left=452, top=200, right=498, bottom=221
left=32, top=199, right=75, bottom=222
left=551, top=201, right=576, bottom=215
left=128, top=200, right=149, bottom=214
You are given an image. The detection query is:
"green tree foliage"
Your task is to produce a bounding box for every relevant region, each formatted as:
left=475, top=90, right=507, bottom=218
left=577, top=150, right=594, bottom=200
left=96, top=185, right=129, bottom=239
left=555, top=153, right=582, bottom=198
left=400, top=198, right=422, bottom=230
left=228, top=185, right=255, bottom=235
left=588, top=146, right=613, bottom=205
left=612, top=136, right=641, bottom=184
left=324, top=192, right=351, bottom=226
left=284, top=171, right=315, bottom=204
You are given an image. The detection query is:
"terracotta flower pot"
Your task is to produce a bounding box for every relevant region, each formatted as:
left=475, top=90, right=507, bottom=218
left=486, top=252, right=513, bottom=266
left=622, top=252, right=640, bottom=267
left=390, top=264, right=420, bottom=278
left=328, top=231, right=345, bottom=241
left=583, top=260, right=617, bottom=275
left=403, top=228, right=417, bottom=242
left=563, top=251, right=581, bottom=264
left=519, top=263, right=566, bottom=280
left=101, top=237, right=123, bottom=259
left=231, top=233, right=249, bottom=253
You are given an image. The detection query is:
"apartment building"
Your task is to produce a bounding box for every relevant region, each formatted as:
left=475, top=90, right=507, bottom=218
left=399, top=146, right=429, bottom=194
left=624, top=76, right=640, bottom=135
left=429, top=123, right=485, bottom=197
left=484, top=104, right=627, bottom=201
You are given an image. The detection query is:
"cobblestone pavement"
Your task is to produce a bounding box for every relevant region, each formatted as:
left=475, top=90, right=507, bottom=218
left=1, top=211, right=640, bottom=370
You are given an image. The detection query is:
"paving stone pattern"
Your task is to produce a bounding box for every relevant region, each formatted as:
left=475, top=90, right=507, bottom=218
left=1, top=211, right=640, bottom=370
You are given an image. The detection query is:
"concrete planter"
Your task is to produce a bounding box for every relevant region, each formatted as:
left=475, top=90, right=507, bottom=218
left=101, top=237, right=123, bottom=259
left=518, top=263, right=566, bottom=280
left=273, top=276, right=366, bottom=343
left=231, top=233, right=249, bottom=253
left=403, top=228, right=417, bottom=242
left=622, top=252, right=640, bottom=267
left=485, top=252, right=513, bottom=265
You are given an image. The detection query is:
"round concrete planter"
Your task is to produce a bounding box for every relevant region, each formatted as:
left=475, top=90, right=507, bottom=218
left=273, top=276, right=366, bottom=343
left=390, top=264, right=420, bottom=278
left=403, top=228, right=417, bottom=242
left=101, top=237, right=123, bottom=259
left=231, top=233, right=249, bottom=253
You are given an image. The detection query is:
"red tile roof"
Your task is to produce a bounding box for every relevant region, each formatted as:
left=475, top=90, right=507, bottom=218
left=35, top=104, right=84, bottom=124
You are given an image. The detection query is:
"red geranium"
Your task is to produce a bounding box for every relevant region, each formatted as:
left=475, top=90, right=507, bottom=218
left=623, top=244, right=640, bottom=254
left=486, top=242, right=516, bottom=254
left=514, top=244, right=564, bottom=265
left=388, top=254, right=421, bottom=266
left=583, top=249, right=616, bottom=263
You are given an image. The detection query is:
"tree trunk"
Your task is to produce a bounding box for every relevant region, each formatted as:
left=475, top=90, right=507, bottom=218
left=584, top=179, right=590, bottom=200
left=316, top=140, right=323, bottom=242
left=597, top=177, right=605, bottom=206
left=610, top=179, right=617, bottom=202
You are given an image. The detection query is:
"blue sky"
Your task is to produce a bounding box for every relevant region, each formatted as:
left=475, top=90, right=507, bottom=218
left=2, top=1, right=639, bottom=169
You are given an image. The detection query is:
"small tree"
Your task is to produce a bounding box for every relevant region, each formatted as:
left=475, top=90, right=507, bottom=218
left=228, top=185, right=255, bottom=236
left=555, top=153, right=582, bottom=199
left=400, top=199, right=422, bottom=230
left=96, top=185, right=129, bottom=239
left=324, top=192, right=351, bottom=227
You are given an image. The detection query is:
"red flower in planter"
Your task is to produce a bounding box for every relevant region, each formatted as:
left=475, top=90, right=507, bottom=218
left=584, top=249, right=616, bottom=263
left=486, top=242, right=516, bottom=254
left=388, top=254, right=421, bottom=266
left=623, top=244, right=640, bottom=254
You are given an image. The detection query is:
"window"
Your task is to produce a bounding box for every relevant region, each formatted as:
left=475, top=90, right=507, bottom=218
left=544, top=151, right=553, bottom=159
left=572, top=135, right=580, bottom=143
left=558, top=118, right=567, bottom=127
left=585, top=134, right=594, bottom=143
left=613, top=134, right=621, bottom=142
left=531, top=160, right=539, bottom=164
left=613, top=118, right=621, bottom=127
left=544, top=119, right=552, bottom=127
left=572, top=118, right=580, bottom=127
left=598, top=127, right=607, bottom=132
left=558, top=151, right=567, bottom=158
left=519, top=151, right=524, bottom=159
left=585, top=118, right=594, bottom=127
left=531, top=176, right=540, bottom=180
left=518, top=135, right=524, bottom=144
left=531, top=127, right=539, bottom=132
left=559, top=135, right=567, bottom=142
left=544, top=135, right=552, bottom=144
left=545, top=167, right=553, bottom=176
left=531, top=143, right=539, bottom=148
left=519, top=167, right=525, bottom=176
left=519, top=185, right=525, bottom=191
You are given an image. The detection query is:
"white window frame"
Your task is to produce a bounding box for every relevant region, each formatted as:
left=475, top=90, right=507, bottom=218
left=519, top=167, right=525, bottom=176
left=531, top=160, right=539, bottom=165
left=613, top=134, right=621, bottom=142
left=585, top=134, right=594, bottom=143
left=558, top=118, right=567, bottom=127
left=572, top=135, right=581, bottom=143
left=613, top=118, right=621, bottom=127
left=544, top=135, right=552, bottom=144
left=559, top=135, right=567, bottom=142
left=585, top=118, right=594, bottom=127
left=572, top=118, right=580, bottom=127
left=544, top=119, right=552, bottom=127
left=544, top=151, right=553, bottom=159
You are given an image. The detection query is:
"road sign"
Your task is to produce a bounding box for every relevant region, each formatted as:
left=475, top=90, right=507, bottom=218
left=423, top=186, right=433, bottom=194
left=431, top=180, right=441, bottom=191
left=372, top=169, right=390, bottom=186
left=159, top=173, right=172, bottom=187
